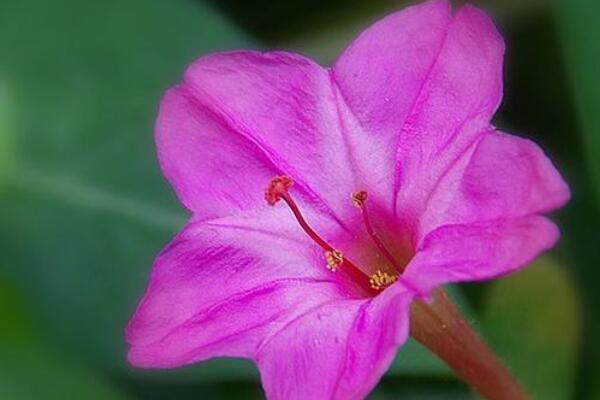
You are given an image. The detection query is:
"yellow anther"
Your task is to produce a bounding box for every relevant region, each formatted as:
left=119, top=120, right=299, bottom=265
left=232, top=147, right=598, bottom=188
left=325, top=250, right=344, bottom=272
left=369, top=270, right=398, bottom=290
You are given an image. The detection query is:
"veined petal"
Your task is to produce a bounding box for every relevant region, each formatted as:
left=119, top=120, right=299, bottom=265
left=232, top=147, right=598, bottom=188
left=156, top=86, right=279, bottom=220
left=333, top=1, right=505, bottom=229
left=126, top=209, right=348, bottom=367
left=403, top=215, right=559, bottom=294
left=331, top=0, right=452, bottom=209
left=394, top=4, right=504, bottom=231
left=257, top=284, right=413, bottom=400
left=178, top=51, right=358, bottom=224
left=420, top=130, right=570, bottom=234
left=332, top=0, right=452, bottom=137
left=462, top=132, right=570, bottom=217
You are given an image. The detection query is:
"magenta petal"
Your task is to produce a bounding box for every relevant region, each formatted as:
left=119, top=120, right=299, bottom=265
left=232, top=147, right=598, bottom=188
left=331, top=0, right=452, bottom=208
left=419, top=130, right=570, bottom=236
left=391, top=4, right=504, bottom=223
left=257, top=284, right=413, bottom=400
left=126, top=210, right=346, bottom=367
left=179, top=51, right=359, bottom=223
left=334, top=1, right=505, bottom=223
left=403, top=216, right=559, bottom=294
left=453, top=131, right=570, bottom=219
left=156, top=86, right=278, bottom=219
left=333, top=0, right=452, bottom=138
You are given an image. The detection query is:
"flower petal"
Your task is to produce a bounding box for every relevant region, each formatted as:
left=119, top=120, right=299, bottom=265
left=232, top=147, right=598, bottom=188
left=176, top=51, right=358, bottom=224
left=257, top=284, right=413, bottom=400
left=393, top=4, right=505, bottom=226
left=332, top=0, right=452, bottom=137
left=403, top=216, right=559, bottom=294
left=421, top=130, right=570, bottom=233
left=333, top=1, right=506, bottom=229
left=126, top=209, right=349, bottom=368
left=156, top=86, right=278, bottom=219
left=331, top=0, right=452, bottom=208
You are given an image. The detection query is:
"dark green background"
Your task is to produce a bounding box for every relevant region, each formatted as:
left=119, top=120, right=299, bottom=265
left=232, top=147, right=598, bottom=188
left=0, top=0, right=598, bottom=398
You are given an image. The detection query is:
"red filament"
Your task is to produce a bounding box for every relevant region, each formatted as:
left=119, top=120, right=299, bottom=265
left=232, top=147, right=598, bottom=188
left=266, top=176, right=378, bottom=296
left=352, top=190, right=406, bottom=274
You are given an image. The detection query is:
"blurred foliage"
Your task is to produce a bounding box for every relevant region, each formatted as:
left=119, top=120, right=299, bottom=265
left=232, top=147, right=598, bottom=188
left=554, top=0, right=600, bottom=397
left=0, top=275, right=131, bottom=399
left=555, top=0, right=600, bottom=206
left=482, top=258, right=581, bottom=400
left=0, top=82, right=14, bottom=186
left=0, top=0, right=243, bottom=372
left=0, top=0, right=597, bottom=398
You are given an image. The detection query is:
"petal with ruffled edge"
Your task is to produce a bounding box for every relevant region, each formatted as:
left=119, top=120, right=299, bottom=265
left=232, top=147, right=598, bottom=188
left=452, top=132, right=570, bottom=219
left=175, top=51, right=359, bottom=224
left=394, top=4, right=505, bottom=231
left=331, top=0, right=452, bottom=208
left=257, top=283, right=413, bottom=400
left=403, top=215, right=559, bottom=294
left=127, top=210, right=414, bottom=398
left=126, top=208, right=352, bottom=367
left=156, top=86, right=280, bottom=221
left=332, top=0, right=451, bottom=138
left=405, top=129, right=569, bottom=294
left=333, top=1, right=505, bottom=228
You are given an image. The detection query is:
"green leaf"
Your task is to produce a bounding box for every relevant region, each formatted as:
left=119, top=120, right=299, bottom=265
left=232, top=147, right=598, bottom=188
left=481, top=258, right=581, bottom=400
left=390, top=339, right=449, bottom=376
left=0, top=0, right=248, bottom=374
left=0, top=273, right=34, bottom=347
left=555, top=0, right=600, bottom=206
left=0, top=351, right=134, bottom=400
left=0, top=275, right=132, bottom=400
left=0, top=82, right=15, bottom=185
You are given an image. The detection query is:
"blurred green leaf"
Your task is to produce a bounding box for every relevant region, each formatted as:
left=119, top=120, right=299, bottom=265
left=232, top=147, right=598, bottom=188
left=0, top=82, right=14, bottom=185
left=0, top=274, right=34, bottom=347
left=390, top=339, right=449, bottom=376
left=555, top=0, right=600, bottom=206
left=554, top=3, right=600, bottom=395
left=369, top=384, right=470, bottom=400
left=0, top=275, right=131, bottom=400
left=481, top=258, right=581, bottom=400
left=0, top=351, right=133, bottom=400
left=0, top=0, right=248, bottom=374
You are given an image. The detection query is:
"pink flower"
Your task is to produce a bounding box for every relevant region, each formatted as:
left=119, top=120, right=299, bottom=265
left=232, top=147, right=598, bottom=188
left=126, top=1, right=569, bottom=398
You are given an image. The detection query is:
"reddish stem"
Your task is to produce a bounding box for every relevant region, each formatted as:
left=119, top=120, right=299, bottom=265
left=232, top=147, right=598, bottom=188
left=410, top=289, right=530, bottom=400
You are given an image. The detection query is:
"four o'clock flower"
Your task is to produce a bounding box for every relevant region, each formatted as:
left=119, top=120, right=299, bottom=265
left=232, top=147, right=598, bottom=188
left=125, top=0, right=570, bottom=399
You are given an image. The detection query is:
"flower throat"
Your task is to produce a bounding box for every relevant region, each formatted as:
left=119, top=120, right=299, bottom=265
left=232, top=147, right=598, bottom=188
left=265, top=176, right=405, bottom=297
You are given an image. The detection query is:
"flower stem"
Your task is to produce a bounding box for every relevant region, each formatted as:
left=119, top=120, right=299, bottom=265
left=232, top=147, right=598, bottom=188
left=410, top=288, right=530, bottom=400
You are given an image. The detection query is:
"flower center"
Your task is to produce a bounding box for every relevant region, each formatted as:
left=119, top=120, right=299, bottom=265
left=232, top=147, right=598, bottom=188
left=265, top=176, right=405, bottom=297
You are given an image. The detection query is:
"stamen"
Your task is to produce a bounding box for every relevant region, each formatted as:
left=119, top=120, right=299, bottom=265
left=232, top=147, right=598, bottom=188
left=325, top=250, right=343, bottom=272
left=369, top=270, right=398, bottom=291
left=352, top=190, right=406, bottom=273
left=266, top=176, right=333, bottom=251
left=266, top=176, right=378, bottom=296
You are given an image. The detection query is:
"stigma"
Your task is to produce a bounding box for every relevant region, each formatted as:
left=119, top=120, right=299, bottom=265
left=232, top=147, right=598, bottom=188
left=265, top=175, right=401, bottom=297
